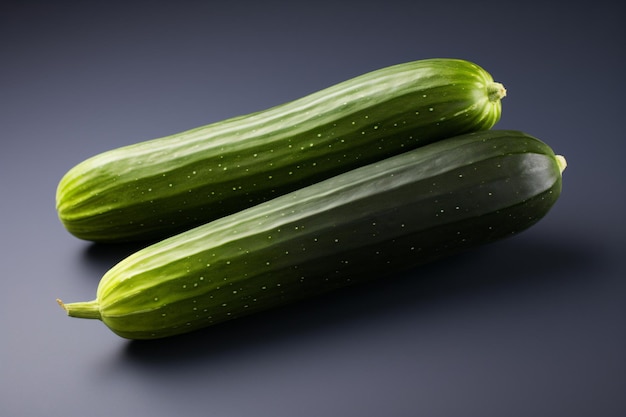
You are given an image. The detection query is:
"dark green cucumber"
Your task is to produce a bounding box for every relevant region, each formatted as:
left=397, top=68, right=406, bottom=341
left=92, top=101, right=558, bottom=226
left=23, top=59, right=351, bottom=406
left=56, top=58, right=505, bottom=242
left=58, top=130, right=566, bottom=340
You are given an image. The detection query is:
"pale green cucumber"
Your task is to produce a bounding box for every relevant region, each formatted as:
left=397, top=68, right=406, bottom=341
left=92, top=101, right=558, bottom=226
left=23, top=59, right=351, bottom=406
left=56, top=58, right=505, bottom=242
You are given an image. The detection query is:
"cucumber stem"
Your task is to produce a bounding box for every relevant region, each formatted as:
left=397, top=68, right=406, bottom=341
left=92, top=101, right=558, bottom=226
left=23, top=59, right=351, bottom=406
left=555, top=155, right=567, bottom=173
left=57, top=298, right=102, bottom=320
left=488, top=82, right=507, bottom=102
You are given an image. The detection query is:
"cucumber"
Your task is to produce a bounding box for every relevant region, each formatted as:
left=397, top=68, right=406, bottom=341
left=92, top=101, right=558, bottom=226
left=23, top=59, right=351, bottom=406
left=57, top=130, right=566, bottom=340
left=56, top=58, right=506, bottom=242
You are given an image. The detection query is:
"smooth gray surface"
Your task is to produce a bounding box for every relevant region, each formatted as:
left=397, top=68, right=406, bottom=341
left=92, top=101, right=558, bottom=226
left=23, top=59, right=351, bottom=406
left=1, top=1, right=625, bottom=416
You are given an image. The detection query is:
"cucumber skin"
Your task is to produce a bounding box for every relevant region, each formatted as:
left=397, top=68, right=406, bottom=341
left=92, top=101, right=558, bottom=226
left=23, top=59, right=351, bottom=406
left=56, top=58, right=505, bottom=242
left=60, top=130, right=564, bottom=340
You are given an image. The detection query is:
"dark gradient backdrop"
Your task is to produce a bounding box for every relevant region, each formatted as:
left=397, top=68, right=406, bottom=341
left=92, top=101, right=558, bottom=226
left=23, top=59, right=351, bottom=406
left=1, top=1, right=624, bottom=416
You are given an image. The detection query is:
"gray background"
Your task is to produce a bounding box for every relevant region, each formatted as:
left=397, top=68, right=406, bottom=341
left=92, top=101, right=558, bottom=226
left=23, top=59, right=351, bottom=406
left=1, top=1, right=624, bottom=416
